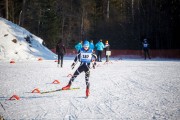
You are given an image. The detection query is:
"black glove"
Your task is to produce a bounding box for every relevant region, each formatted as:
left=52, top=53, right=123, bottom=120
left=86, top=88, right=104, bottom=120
left=71, top=62, right=76, bottom=69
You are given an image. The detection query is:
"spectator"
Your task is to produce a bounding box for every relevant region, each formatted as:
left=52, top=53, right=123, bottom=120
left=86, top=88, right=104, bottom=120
left=142, top=38, right=151, bottom=60
left=75, top=40, right=83, bottom=52
left=104, top=40, right=110, bottom=62
left=95, top=39, right=105, bottom=62
left=56, top=40, right=66, bottom=67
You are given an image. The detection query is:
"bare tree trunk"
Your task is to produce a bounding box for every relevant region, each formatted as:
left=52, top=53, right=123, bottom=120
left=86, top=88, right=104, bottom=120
left=5, top=0, right=8, bottom=19
left=62, top=15, right=65, bottom=41
left=19, top=10, right=22, bottom=25
left=37, top=10, right=41, bottom=35
left=81, top=6, right=84, bottom=40
left=132, top=0, right=134, bottom=22
left=21, top=0, right=26, bottom=26
left=81, top=15, right=84, bottom=40
left=67, top=0, right=73, bottom=43
left=107, top=0, right=109, bottom=19
left=11, top=1, right=14, bottom=22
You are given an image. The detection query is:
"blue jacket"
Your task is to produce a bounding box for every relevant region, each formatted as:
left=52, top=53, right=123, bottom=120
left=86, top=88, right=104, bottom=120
left=75, top=43, right=82, bottom=51
left=89, top=42, right=94, bottom=50
left=95, top=41, right=104, bottom=51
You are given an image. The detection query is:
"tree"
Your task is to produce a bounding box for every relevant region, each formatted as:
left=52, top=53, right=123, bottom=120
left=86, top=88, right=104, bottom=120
left=5, top=0, right=8, bottom=19
left=0, top=0, right=178, bottom=49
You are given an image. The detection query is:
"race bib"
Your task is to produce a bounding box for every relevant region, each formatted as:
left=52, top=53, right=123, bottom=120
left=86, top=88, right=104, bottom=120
left=143, top=43, right=148, bottom=47
left=106, top=51, right=111, bottom=56
left=80, top=52, right=92, bottom=63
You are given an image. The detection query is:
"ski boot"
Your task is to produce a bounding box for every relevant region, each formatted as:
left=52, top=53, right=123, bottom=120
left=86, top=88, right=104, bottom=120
left=62, top=84, right=71, bottom=90
left=86, top=89, right=89, bottom=97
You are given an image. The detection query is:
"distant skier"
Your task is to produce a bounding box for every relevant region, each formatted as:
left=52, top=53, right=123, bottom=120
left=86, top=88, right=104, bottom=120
left=75, top=40, right=83, bottom=52
left=56, top=40, right=66, bottom=67
left=142, top=38, right=151, bottom=60
left=95, top=39, right=105, bottom=62
left=62, top=40, right=97, bottom=97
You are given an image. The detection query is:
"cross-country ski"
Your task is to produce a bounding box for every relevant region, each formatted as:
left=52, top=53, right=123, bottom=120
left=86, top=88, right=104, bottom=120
left=40, top=87, right=80, bottom=94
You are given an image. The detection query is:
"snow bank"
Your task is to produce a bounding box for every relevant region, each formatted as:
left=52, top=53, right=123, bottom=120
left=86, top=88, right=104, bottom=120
left=0, top=17, right=57, bottom=61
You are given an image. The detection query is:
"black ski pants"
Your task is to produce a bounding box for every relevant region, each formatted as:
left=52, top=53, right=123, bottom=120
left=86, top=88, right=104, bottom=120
left=97, top=50, right=103, bottom=61
left=69, top=64, right=90, bottom=89
left=143, top=48, right=151, bottom=59
left=58, top=53, right=64, bottom=67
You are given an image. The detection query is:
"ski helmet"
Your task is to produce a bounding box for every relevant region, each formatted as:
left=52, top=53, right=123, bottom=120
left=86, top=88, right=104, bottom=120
left=83, top=40, right=89, bottom=47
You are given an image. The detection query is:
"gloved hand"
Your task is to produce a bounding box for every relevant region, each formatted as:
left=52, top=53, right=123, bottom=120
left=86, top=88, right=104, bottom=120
left=71, top=62, right=76, bottom=69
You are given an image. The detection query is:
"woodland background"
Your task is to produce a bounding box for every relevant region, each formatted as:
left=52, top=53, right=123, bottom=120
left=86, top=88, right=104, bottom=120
left=0, top=0, right=179, bottom=49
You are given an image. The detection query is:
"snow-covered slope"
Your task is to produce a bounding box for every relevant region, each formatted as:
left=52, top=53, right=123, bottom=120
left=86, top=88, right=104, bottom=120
left=0, top=17, right=57, bottom=61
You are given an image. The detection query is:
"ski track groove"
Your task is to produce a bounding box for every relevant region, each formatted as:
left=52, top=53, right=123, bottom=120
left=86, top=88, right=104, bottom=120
left=103, top=88, right=122, bottom=119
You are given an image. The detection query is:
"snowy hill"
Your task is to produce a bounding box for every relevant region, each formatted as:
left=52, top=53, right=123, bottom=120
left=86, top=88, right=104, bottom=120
left=0, top=17, right=57, bottom=61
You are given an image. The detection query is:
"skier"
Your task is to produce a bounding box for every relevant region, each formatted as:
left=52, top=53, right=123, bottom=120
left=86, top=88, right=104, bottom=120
left=62, top=40, right=97, bottom=97
left=75, top=40, right=83, bottom=52
left=95, top=39, right=105, bottom=62
left=56, top=41, right=66, bottom=67
left=142, top=38, right=151, bottom=60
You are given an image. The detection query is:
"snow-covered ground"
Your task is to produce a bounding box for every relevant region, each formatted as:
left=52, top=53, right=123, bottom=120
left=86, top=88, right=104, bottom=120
left=0, top=58, right=180, bottom=119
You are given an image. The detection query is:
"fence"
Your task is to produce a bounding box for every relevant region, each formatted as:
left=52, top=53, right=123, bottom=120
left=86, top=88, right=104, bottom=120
left=51, top=49, right=180, bottom=58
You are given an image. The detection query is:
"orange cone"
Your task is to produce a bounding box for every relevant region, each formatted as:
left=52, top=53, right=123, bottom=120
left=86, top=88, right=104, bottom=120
left=67, top=74, right=73, bottom=77
left=9, top=95, right=20, bottom=100
left=54, top=60, right=58, bottom=62
left=52, top=80, right=60, bottom=84
left=10, top=60, right=15, bottom=64
left=32, top=88, right=41, bottom=93
left=38, top=58, right=43, bottom=61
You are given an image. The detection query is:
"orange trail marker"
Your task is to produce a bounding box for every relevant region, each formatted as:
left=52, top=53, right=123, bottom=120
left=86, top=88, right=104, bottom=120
left=32, top=88, right=41, bottom=93
left=9, top=95, right=20, bottom=100
left=67, top=74, right=73, bottom=77
left=10, top=60, right=15, bottom=64
left=52, top=80, right=60, bottom=84
left=38, top=58, right=43, bottom=61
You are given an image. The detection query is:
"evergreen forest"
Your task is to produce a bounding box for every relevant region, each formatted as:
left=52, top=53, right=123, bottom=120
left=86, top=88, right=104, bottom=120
left=0, top=0, right=179, bottom=49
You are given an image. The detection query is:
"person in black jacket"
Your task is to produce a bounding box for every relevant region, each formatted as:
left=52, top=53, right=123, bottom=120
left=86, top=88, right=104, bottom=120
left=56, top=41, right=66, bottom=67
left=142, top=38, right=151, bottom=60
left=104, top=40, right=110, bottom=62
